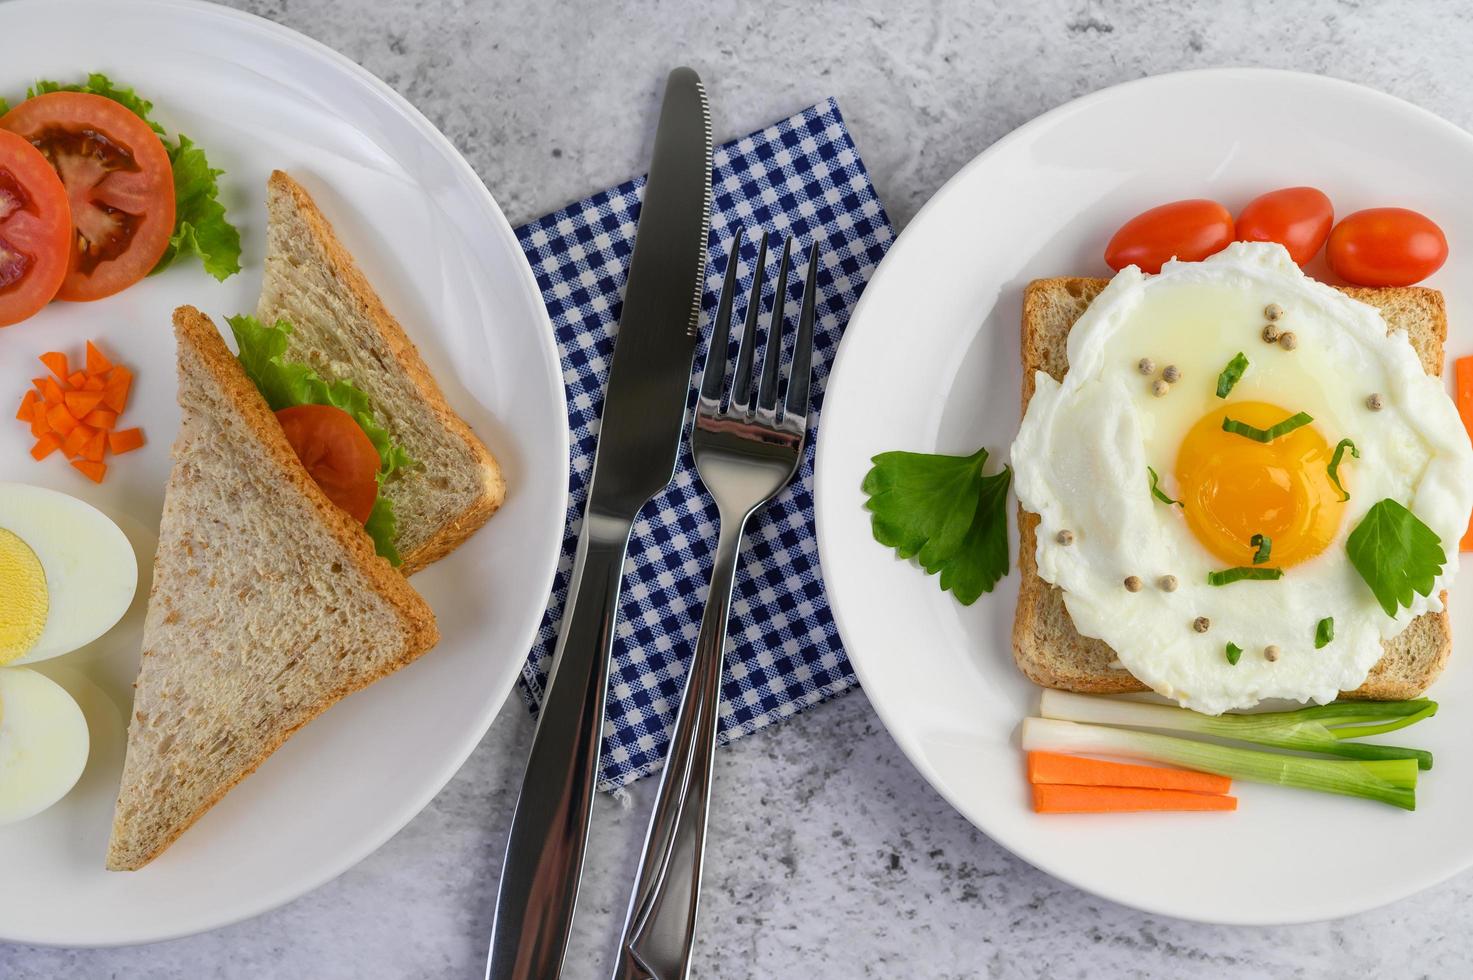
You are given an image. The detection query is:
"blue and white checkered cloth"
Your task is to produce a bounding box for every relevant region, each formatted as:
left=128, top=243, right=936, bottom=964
left=515, top=99, right=893, bottom=789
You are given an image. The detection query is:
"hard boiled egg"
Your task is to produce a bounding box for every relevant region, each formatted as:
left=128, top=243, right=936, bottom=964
left=0, top=667, right=89, bottom=825
left=0, top=482, right=137, bottom=666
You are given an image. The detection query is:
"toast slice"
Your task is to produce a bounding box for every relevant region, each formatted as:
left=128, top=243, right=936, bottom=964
left=1013, top=278, right=1452, bottom=700
left=256, top=171, right=505, bottom=574
left=106, top=307, right=439, bottom=871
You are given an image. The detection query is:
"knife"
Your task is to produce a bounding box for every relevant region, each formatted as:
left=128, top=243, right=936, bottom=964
left=486, top=67, right=713, bottom=980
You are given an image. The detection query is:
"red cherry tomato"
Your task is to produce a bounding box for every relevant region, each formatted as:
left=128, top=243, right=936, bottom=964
left=1326, top=208, right=1448, bottom=287
left=0, top=129, right=71, bottom=327
left=275, top=404, right=381, bottom=525
left=1105, top=200, right=1234, bottom=274
left=0, top=92, right=176, bottom=302
left=1235, top=187, right=1333, bottom=266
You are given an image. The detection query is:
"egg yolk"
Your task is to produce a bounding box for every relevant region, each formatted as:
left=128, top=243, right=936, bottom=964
left=0, top=527, right=48, bottom=665
left=1174, top=401, right=1345, bottom=568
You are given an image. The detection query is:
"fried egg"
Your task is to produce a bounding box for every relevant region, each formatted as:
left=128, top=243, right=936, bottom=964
left=0, top=482, right=137, bottom=666
left=1012, top=243, right=1473, bottom=713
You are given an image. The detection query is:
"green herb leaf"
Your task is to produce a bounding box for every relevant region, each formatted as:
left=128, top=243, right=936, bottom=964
left=1315, top=617, right=1335, bottom=649
left=1328, top=438, right=1358, bottom=502
left=862, top=447, right=1012, bottom=605
left=1345, top=498, right=1446, bottom=618
left=1207, top=566, right=1285, bottom=586
left=1250, top=533, right=1272, bottom=564
left=1225, top=642, right=1243, bottom=666
left=0, top=96, right=9, bottom=115
left=1221, top=411, right=1315, bottom=443
left=364, top=496, right=402, bottom=567
left=1147, top=466, right=1183, bottom=508
left=27, top=74, right=166, bottom=134
left=228, top=315, right=413, bottom=566
left=1215, top=352, right=1249, bottom=398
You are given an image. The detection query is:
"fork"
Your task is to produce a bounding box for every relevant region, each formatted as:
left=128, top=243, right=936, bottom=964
left=613, top=230, right=818, bottom=980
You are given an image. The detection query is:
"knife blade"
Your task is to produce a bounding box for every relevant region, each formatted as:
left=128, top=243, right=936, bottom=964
left=486, top=67, right=712, bottom=980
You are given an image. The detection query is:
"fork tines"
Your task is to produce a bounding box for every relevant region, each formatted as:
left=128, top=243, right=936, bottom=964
left=700, top=231, right=819, bottom=429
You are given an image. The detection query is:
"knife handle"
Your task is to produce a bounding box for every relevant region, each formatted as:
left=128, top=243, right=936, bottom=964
left=487, top=511, right=634, bottom=980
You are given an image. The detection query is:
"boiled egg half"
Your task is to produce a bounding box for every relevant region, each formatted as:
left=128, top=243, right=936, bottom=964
left=0, top=667, right=90, bottom=825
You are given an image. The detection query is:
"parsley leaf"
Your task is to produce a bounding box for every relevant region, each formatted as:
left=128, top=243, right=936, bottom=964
left=1222, top=411, right=1314, bottom=443
left=1215, top=352, right=1249, bottom=398
left=1225, top=642, right=1243, bottom=666
left=1346, top=498, right=1446, bottom=617
left=862, top=446, right=1011, bottom=605
left=1328, top=438, right=1358, bottom=502
left=1207, top=566, right=1284, bottom=586
left=1147, top=466, right=1183, bottom=508
left=1315, top=617, right=1335, bottom=648
left=0, top=96, right=8, bottom=115
left=1250, top=533, right=1272, bottom=564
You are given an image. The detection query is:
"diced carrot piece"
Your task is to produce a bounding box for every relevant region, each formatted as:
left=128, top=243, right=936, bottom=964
left=67, top=371, right=87, bottom=389
left=29, top=413, right=50, bottom=438
left=41, top=377, right=66, bottom=405
left=1457, top=356, right=1472, bottom=552
left=39, top=351, right=69, bottom=381
left=1031, top=784, right=1237, bottom=814
left=16, top=389, right=37, bottom=421
left=30, top=433, right=62, bottom=461
left=71, top=459, right=107, bottom=483
left=83, top=408, right=118, bottom=430
left=46, top=403, right=78, bottom=436
left=62, top=423, right=95, bottom=459
left=64, top=389, right=105, bottom=418
left=82, top=428, right=107, bottom=462
left=102, top=367, right=133, bottom=413
left=1027, top=751, right=1231, bottom=795
left=82, top=375, right=106, bottom=391
left=108, top=427, right=145, bottom=455
left=85, top=340, right=113, bottom=375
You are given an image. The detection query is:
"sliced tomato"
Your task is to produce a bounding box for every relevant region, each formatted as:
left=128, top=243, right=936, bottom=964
left=0, top=92, right=174, bottom=302
left=1326, top=208, right=1448, bottom=287
left=1104, top=200, right=1235, bottom=274
left=1236, top=187, right=1334, bottom=266
left=0, top=130, right=71, bottom=327
left=275, top=404, right=381, bottom=525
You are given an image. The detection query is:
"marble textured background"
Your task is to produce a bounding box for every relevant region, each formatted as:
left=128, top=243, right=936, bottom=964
left=5, top=0, right=1473, bottom=977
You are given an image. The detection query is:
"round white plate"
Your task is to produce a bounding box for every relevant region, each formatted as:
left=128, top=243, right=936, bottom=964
left=816, top=68, right=1473, bottom=925
left=0, top=0, right=565, bottom=946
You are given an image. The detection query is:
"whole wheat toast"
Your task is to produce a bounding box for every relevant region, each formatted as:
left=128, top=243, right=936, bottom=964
left=1013, top=278, right=1452, bottom=700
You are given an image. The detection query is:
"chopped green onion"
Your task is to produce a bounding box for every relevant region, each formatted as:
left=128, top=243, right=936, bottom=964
left=1316, top=616, right=1335, bottom=648
left=1022, top=716, right=1417, bottom=809
left=1207, top=566, right=1284, bottom=586
left=1038, top=690, right=1435, bottom=771
left=1147, top=466, right=1183, bottom=508
left=1215, top=352, right=1249, bottom=398
left=1250, top=533, right=1271, bottom=565
left=1225, top=642, right=1243, bottom=665
left=1221, top=411, right=1314, bottom=443
left=1328, top=438, right=1358, bottom=502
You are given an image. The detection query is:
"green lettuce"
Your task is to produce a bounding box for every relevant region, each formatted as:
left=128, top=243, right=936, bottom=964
left=228, top=314, right=412, bottom=566
left=21, top=73, right=241, bottom=281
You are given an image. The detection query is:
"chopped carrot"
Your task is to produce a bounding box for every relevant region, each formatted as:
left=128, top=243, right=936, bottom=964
left=82, top=375, right=106, bottom=392
left=29, top=413, right=49, bottom=439
left=46, top=403, right=78, bottom=436
left=62, top=423, right=95, bottom=459
left=41, top=377, right=66, bottom=405
left=71, top=459, right=106, bottom=483
left=85, top=340, right=113, bottom=375
left=1457, top=356, right=1472, bottom=552
left=39, top=351, right=69, bottom=381
left=1032, top=784, right=1238, bottom=814
left=82, top=428, right=107, bottom=462
left=66, top=370, right=87, bottom=389
left=108, top=427, right=145, bottom=455
left=1027, top=751, right=1231, bottom=795
left=102, top=367, right=132, bottom=413
left=83, top=408, right=118, bottom=430
left=16, top=389, right=37, bottom=421
left=64, top=389, right=105, bottom=418
left=30, top=433, right=62, bottom=461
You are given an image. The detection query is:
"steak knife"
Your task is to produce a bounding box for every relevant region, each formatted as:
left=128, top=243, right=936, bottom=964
left=486, top=67, right=713, bottom=980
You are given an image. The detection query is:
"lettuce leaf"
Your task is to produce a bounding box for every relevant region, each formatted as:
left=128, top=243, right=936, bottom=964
left=228, top=314, right=412, bottom=565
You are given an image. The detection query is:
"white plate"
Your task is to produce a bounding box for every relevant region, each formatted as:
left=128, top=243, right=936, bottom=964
left=0, top=0, right=565, bottom=946
left=816, top=68, right=1473, bottom=925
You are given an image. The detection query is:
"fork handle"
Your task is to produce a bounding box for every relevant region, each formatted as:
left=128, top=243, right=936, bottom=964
left=614, top=513, right=747, bottom=980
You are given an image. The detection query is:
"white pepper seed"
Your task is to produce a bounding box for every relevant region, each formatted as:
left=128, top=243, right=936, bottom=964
left=1264, top=644, right=1281, bottom=662
left=1151, top=379, right=1171, bottom=398
left=1159, top=575, right=1178, bottom=592
left=1265, top=303, right=1284, bottom=321
left=1137, top=357, right=1156, bottom=375
left=1162, top=364, right=1182, bottom=384
left=1124, top=575, right=1143, bottom=593
left=1278, top=331, right=1298, bottom=351
left=1193, top=616, right=1211, bottom=634
left=1262, top=323, right=1281, bottom=344
left=1056, top=529, right=1075, bottom=546
left=1366, top=393, right=1384, bottom=411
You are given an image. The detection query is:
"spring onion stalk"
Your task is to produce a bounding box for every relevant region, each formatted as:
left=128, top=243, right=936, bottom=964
left=1022, top=718, right=1417, bottom=810
left=1039, top=690, right=1435, bottom=770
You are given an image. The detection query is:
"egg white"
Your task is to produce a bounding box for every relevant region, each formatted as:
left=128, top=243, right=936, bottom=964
left=1012, top=243, right=1473, bottom=713
left=0, top=667, right=90, bottom=826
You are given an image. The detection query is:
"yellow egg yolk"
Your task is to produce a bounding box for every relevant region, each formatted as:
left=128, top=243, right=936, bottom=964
left=0, top=527, right=48, bottom=665
left=1174, top=401, right=1345, bottom=568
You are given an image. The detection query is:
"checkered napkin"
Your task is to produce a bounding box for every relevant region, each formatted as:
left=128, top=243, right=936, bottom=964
left=515, top=99, right=893, bottom=789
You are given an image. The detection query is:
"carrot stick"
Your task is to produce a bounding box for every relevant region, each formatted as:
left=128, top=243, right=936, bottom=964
left=1457, top=356, right=1472, bottom=552
left=1032, top=783, right=1238, bottom=814
left=1027, top=751, right=1231, bottom=794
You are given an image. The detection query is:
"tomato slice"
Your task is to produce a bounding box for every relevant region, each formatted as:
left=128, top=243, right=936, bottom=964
left=0, top=129, right=71, bottom=327
left=0, top=92, right=174, bottom=302
left=1105, top=200, right=1235, bottom=274
left=1236, top=187, right=1334, bottom=266
left=275, top=404, right=381, bottom=525
left=1326, top=208, right=1448, bottom=287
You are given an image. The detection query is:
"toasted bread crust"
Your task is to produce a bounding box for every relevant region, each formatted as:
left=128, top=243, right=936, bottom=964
left=1013, top=278, right=1453, bottom=701
left=265, top=171, right=505, bottom=575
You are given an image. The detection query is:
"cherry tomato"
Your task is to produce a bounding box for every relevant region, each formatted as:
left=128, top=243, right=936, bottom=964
left=275, top=404, right=381, bottom=525
left=1105, top=199, right=1234, bottom=274
left=1235, top=187, right=1333, bottom=266
left=1326, top=208, right=1448, bottom=287
left=0, top=130, right=72, bottom=327
left=0, top=92, right=175, bottom=302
